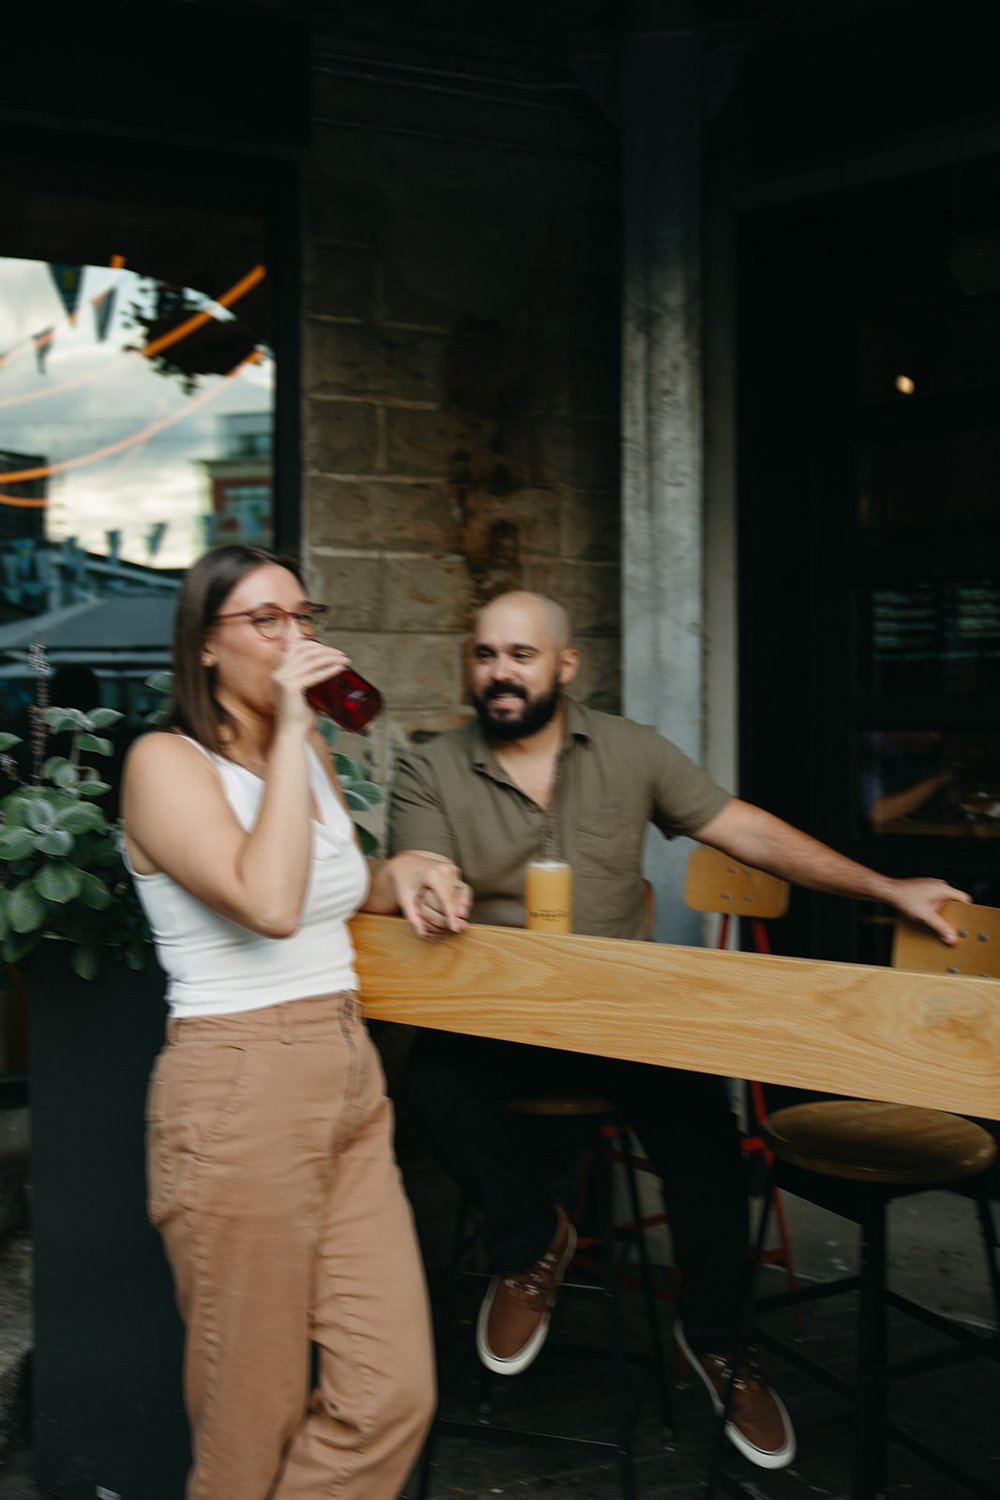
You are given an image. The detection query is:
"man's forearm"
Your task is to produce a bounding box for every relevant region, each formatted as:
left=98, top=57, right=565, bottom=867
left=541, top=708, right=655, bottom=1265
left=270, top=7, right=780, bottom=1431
left=693, top=798, right=969, bottom=943
left=696, top=799, right=894, bottom=901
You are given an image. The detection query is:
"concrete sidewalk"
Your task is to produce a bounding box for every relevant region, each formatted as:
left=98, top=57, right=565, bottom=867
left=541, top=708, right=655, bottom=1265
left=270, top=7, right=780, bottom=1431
left=406, top=1175, right=999, bottom=1500
left=1, top=1179, right=996, bottom=1499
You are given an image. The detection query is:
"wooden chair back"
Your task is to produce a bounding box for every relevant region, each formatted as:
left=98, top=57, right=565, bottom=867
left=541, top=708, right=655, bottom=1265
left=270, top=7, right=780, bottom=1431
left=893, top=900, right=1000, bottom=979
left=684, top=846, right=790, bottom=920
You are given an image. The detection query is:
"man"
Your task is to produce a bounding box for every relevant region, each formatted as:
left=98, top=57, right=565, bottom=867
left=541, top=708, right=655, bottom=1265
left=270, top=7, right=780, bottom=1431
left=389, top=591, right=967, bottom=1472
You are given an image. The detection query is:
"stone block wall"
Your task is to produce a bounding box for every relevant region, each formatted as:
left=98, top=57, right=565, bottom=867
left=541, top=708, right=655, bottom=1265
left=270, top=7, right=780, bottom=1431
left=300, top=44, right=622, bottom=815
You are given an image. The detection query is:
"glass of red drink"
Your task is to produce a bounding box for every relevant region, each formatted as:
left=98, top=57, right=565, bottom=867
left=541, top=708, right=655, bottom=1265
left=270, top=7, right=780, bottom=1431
left=306, top=669, right=383, bottom=733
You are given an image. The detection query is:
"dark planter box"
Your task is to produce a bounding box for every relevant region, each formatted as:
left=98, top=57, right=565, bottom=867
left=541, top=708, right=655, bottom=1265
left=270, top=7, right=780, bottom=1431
left=28, top=944, right=189, bottom=1500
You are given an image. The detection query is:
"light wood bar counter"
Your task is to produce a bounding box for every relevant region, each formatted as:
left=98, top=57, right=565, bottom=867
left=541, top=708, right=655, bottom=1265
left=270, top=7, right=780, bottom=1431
left=350, top=914, right=1000, bottom=1123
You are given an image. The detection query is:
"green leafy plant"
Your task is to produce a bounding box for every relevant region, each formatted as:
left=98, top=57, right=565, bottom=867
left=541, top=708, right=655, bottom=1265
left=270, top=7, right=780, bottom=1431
left=0, top=704, right=149, bottom=980
left=314, top=717, right=384, bottom=855
left=0, top=662, right=390, bottom=983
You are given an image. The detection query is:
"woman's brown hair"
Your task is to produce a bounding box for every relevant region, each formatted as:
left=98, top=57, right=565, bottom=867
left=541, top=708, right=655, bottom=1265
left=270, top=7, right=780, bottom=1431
left=168, top=544, right=306, bottom=754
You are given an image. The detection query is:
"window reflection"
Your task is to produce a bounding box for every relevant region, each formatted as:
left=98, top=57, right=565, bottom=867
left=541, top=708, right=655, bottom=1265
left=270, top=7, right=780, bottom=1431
left=864, top=578, right=1000, bottom=695
left=0, top=223, right=275, bottom=732
left=0, top=257, right=273, bottom=570
left=859, top=730, right=1000, bottom=836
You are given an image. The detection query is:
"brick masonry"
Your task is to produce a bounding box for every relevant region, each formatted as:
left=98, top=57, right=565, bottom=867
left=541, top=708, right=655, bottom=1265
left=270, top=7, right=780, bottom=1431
left=301, top=65, right=622, bottom=816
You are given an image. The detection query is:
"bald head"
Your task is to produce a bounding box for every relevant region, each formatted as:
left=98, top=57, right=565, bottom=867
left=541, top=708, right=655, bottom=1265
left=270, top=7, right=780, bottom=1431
left=469, top=591, right=579, bottom=743
left=475, top=591, right=572, bottom=652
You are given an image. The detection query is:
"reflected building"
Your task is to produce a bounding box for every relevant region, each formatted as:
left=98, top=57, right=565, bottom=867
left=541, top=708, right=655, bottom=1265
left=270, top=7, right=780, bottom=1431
left=197, top=412, right=273, bottom=549
left=0, top=450, right=49, bottom=623
left=0, top=450, right=46, bottom=546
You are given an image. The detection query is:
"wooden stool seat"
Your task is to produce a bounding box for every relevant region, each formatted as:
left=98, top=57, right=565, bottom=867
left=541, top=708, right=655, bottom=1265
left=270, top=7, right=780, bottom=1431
left=509, top=1092, right=616, bottom=1117
left=763, top=1100, right=998, bottom=1185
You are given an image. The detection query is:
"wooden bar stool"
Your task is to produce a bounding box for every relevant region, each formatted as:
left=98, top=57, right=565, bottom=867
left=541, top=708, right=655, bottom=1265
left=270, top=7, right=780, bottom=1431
left=707, top=903, right=1000, bottom=1500
left=591, top=881, right=682, bottom=1306
left=684, top=847, right=801, bottom=1307
left=415, top=1092, right=674, bottom=1500
left=892, top=901, right=1000, bottom=1316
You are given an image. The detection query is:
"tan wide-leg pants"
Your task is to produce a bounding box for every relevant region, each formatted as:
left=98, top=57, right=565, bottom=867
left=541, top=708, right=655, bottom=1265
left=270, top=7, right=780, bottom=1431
left=146, top=991, right=435, bottom=1500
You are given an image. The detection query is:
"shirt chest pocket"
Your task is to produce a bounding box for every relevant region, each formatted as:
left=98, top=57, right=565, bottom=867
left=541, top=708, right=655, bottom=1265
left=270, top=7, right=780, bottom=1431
left=574, top=807, right=637, bottom=878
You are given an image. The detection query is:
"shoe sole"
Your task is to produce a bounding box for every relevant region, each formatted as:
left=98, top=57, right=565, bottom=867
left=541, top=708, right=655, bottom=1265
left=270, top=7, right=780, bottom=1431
left=675, top=1321, right=796, bottom=1471
left=476, top=1221, right=578, bottom=1377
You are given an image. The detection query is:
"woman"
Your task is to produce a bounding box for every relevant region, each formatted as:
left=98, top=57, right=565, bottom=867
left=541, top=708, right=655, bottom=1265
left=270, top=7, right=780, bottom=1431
left=122, top=544, right=467, bottom=1500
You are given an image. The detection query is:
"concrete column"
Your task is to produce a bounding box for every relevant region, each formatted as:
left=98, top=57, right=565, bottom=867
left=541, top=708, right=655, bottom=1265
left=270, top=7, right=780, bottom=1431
left=620, top=10, right=705, bottom=943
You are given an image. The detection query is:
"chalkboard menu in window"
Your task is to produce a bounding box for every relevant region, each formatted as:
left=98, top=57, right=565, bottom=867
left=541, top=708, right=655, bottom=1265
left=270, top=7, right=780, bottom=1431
left=867, top=577, right=1000, bottom=694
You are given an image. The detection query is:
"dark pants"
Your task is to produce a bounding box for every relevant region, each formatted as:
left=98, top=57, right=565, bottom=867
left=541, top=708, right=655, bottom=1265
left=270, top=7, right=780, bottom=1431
left=404, top=1029, right=750, bottom=1351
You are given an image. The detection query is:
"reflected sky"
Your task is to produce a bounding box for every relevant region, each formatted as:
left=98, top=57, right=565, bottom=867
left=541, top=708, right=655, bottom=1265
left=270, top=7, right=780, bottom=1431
left=0, top=258, right=273, bottom=569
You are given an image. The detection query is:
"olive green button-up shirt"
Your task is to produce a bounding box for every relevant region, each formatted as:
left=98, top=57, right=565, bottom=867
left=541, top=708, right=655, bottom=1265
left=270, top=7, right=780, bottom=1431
left=388, top=699, right=731, bottom=941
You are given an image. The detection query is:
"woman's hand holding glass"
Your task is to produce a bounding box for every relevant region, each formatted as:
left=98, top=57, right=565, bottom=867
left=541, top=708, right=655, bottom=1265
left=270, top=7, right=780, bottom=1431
left=271, top=637, right=350, bottom=730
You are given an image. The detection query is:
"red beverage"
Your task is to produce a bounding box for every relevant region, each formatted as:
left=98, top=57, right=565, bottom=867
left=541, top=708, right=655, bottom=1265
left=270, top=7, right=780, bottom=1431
left=306, top=668, right=383, bottom=732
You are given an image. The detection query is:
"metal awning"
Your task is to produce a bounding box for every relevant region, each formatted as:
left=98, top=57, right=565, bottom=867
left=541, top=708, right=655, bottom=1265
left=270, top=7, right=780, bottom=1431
left=0, top=595, right=175, bottom=671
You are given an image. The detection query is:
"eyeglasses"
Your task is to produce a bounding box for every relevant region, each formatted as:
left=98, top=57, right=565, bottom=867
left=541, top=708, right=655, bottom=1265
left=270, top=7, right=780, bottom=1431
left=213, top=602, right=330, bottom=640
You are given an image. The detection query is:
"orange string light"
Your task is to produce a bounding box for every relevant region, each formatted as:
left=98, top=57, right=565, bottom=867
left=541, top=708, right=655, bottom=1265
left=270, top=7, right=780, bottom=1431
left=0, top=359, right=128, bottom=413
left=140, top=263, right=266, bottom=360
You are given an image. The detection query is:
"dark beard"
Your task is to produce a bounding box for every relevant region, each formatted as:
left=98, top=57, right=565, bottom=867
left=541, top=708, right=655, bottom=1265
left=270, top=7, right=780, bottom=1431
left=472, top=679, right=562, bottom=742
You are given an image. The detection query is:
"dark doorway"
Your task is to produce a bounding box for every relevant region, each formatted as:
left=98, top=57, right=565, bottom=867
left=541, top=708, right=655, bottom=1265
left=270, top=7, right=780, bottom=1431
left=737, top=157, right=1000, bottom=963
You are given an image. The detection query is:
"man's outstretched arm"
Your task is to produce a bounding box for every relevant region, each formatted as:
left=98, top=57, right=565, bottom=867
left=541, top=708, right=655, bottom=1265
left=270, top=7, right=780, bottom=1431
left=694, top=798, right=970, bottom=945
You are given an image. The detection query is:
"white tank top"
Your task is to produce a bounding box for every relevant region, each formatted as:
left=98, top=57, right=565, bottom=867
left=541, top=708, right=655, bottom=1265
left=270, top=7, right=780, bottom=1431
left=128, top=738, right=370, bottom=1018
